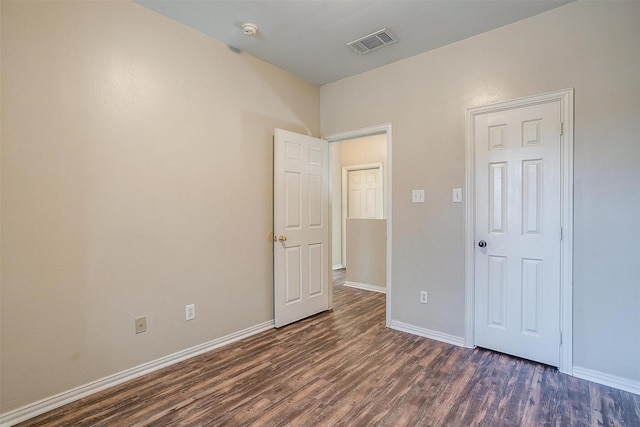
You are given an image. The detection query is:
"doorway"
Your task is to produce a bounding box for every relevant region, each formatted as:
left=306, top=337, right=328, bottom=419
left=464, top=90, right=574, bottom=373
left=325, top=124, right=392, bottom=326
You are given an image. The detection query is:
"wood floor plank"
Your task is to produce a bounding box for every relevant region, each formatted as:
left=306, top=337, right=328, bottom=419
left=16, top=269, right=640, bottom=426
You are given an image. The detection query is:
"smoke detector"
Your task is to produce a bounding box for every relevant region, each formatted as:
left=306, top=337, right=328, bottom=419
left=241, top=23, right=258, bottom=36
left=347, top=29, right=397, bottom=54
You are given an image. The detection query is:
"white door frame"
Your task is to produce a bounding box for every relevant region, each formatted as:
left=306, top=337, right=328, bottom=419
left=464, top=89, right=574, bottom=374
left=324, top=124, right=392, bottom=327
left=342, top=163, right=384, bottom=267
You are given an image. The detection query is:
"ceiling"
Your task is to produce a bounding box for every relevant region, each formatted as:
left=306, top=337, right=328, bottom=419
left=135, top=0, right=573, bottom=86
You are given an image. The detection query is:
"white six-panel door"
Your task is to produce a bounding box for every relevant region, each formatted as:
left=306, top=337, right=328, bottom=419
left=474, top=101, right=562, bottom=366
left=274, top=129, right=329, bottom=328
left=348, top=168, right=382, bottom=219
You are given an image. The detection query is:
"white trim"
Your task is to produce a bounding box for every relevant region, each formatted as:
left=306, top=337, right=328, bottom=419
left=344, top=281, right=387, bottom=294
left=0, top=320, right=274, bottom=427
left=558, top=90, right=574, bottom=374
left=389, top=320, right=465, bottom=347
left=573, top=367, right=640, bottom=396
left=323, top=123, right=393, bottom=328
left=332, top=264, right=345, bottom=270
left=464, top=89, right=574, bottom=373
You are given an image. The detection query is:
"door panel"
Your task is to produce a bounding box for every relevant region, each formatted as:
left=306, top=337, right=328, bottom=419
left=474, top=101, right=561, bottom=367
left=521, top=258, right=542, bottom=335
left=308, top=243, right=323, bottom=296
left=348, top=168, right=382, bottom=219
left=523, top=160, right=543, bottom=235
left=284, top=246, right=302, bottom=304
left=487, top=255, right=507, bottom=328
left=489, top=162, right=507, bottom=233
left=274, top=129, right=329, bottom=328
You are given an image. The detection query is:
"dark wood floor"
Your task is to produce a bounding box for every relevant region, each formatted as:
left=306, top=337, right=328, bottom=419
left=19, top=269, right=640, bottom=426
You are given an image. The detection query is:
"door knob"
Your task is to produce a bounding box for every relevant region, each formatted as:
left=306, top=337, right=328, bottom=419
left=278, top=235, right=287, bottom=242
left=478, top=240, right=487, bottom=248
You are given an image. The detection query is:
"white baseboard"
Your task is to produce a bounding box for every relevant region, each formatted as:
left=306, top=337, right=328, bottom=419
left=332, top=264, right=345, bottom=270
left=0, top=320, right=275, bottom=427
left=344, top=281, right=386, bottom=294
left=573, top=366, right=640, bottom=396
left=389, top=320, right=465, bottom=347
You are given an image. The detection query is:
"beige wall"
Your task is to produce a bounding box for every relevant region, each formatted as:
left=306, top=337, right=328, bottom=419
left=346, top=219, right=387, bottom=289
left=341, top=134, right=387, bottom=174
left=322, top=1, right=640, bottom=383
left=1, top=0, right=319, bottom=413
left=3, top=0, right=639, bottom=416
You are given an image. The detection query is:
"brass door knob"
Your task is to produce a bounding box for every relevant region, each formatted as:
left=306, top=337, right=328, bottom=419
left=278, top=235, right=287, bottom=242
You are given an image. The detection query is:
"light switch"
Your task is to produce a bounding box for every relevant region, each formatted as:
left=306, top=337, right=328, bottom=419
left=453, top=188, right=463, bottom=203
left=412, top=189, right=425, bottom=203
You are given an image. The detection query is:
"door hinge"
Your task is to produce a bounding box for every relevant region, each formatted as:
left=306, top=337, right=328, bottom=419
left=560, top=122, right=564, bottom=136
left=560, top=332, right=563, bottom=345
left=560, top=227, right=563, bottom=240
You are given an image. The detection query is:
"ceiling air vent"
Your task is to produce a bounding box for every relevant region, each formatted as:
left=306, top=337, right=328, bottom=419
left=347, top=29, right=397, bottom=54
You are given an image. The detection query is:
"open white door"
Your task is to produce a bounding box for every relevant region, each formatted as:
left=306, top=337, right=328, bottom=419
left=474, top=101, right=562, bottom=366
left=274, top=129, right=329, bottom=328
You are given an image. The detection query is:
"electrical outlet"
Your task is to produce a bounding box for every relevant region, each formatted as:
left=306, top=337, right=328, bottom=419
left=420, top=291, right=428, bottom=304
left=412, top=189, right=425, bottom=203
left=185, top=304, right=196, bottom=321
left=135, top=316, right=147, bottom=334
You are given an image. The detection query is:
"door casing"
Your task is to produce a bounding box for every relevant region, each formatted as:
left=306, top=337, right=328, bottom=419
left=464, top=89, right=574, bottom=374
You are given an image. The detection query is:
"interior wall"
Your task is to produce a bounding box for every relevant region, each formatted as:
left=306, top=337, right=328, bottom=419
left=341, top=135, right=387, bottom=179
left=0, top=0, right=319, bottom=413
left=321, top=1, right=640, bottom=384
left=346, top=219, right=387, bottom=290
